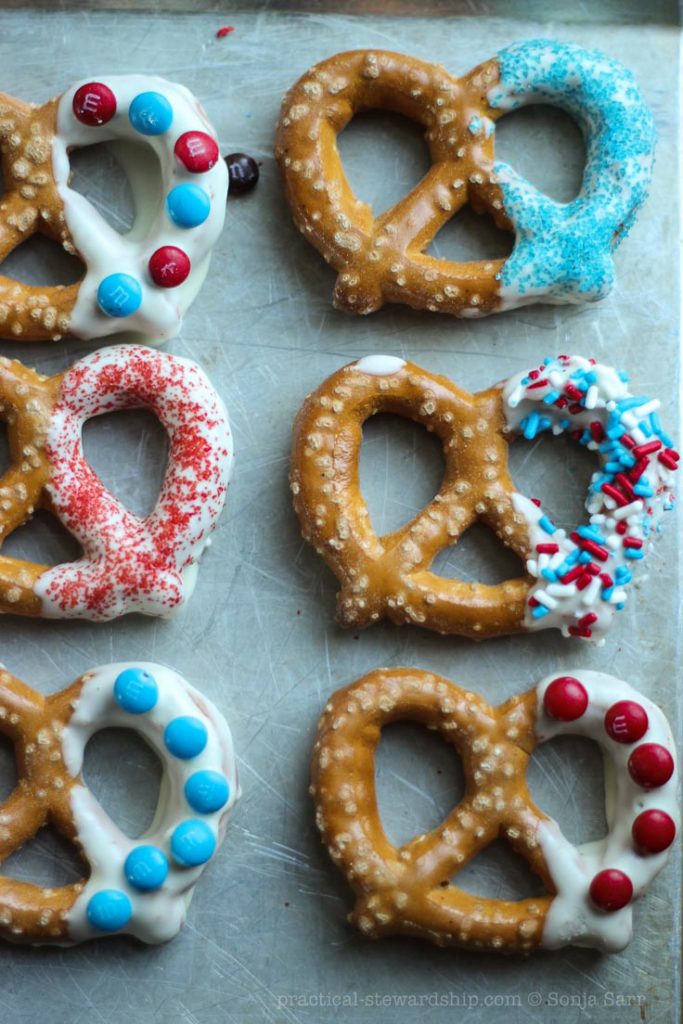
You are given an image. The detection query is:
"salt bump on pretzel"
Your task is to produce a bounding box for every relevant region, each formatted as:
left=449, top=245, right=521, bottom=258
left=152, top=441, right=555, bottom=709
left=0, top=662, right=237, bottom=945
left=311, top=669, right=678, bottom=953
left=0, top=75, right=227, bottom=344
left=275, top=40, right=655, bottom=318
left=290, top=355, right=676, bottom=643
left=0, top=344, right=232, bottom=620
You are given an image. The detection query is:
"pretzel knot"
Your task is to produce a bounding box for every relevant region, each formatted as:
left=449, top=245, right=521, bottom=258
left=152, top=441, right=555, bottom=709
left=311, top=669, right=678, bottom=953
left=290, top=355, right=677, bottom=643
left=0, top=76, right=227, bottom=343
left=275, top=40, right=655, bottom=318
left=0, top=344, right=232, bottom=620
left=0, top=662, right=237, bottom=945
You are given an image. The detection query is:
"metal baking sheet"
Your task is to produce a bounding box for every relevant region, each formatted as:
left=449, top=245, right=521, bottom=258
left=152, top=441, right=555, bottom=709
left=0, top=5, right=680, bottom=1023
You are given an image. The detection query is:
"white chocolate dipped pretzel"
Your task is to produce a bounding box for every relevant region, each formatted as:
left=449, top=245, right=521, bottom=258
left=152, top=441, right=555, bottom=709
left=0, top=662, right=238, bottom=945
left=0, top=344, right=232, bottom=620
left=311, top=669, right=678, bottom=954
left=290, top=353, right=677, bottom=643
left=0, top=75, right=227, bottom=343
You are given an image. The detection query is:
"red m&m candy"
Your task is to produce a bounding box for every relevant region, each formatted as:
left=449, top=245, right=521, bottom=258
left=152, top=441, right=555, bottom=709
left=589, top=869, right=633, bottom=912
left=628, top=744, right=674, bottom=789
left=543, top=676, right=588, bottom=721
left=73, top=82, right=117, bottom=127
left=148, top=246, right=191, bottom=288
left=174, top=131, right=220, bottom=174
left=604, top=700, right=648, bottom=744
left=632, top=809, right=676, bottom=855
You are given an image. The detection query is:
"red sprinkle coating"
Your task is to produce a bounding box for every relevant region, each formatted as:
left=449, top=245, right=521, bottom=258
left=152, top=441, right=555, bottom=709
left=601, top=483, right=629, bottom=507
left=40, top=347, right=231, bottom=620
left=216, top=25, right=235, bottom=37
left=633, top=440, right=662, bottom=458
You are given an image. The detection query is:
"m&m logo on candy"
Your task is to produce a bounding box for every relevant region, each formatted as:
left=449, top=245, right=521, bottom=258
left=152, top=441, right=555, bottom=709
left=148, top=246, right=191, bottom=288
left=73, top=82, right=117, bottom=126
left=96, top=273, right=143, bottom=318
left=175, top=131, right=220, bottom=174
left=604, top=700, right=648, bottom=744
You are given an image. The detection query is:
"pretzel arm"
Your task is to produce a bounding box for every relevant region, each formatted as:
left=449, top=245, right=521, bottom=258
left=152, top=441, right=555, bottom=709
left=0, top=789, right=47, bottom=864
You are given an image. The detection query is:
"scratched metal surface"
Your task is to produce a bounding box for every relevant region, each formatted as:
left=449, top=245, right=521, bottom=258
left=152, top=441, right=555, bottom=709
left=0, top=7, right=679, bottom=1024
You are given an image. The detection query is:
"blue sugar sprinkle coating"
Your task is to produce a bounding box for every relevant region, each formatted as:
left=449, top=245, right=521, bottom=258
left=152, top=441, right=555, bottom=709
left=488, top=40, right=656, bottom=305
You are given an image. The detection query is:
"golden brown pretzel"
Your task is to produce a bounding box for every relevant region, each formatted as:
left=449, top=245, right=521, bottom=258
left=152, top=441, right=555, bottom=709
left=0, top=668, right=84, bottom=942
left=275, top=49, right=507, bottom=317
left=290, top=356, right=530, bottom=639
left=0, top=93, right=79, bottom=340
left=311, top=668, right=679, bottom=953
left=0, top=355, right=62, bottom=615
left=311, top=668, right=550, bottom=953
left=274, top=45, right=656, bottom=318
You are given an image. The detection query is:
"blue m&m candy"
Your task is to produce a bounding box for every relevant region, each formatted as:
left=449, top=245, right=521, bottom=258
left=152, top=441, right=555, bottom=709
left=128, top=91, right=173, bottom=135
left=97, top=273, right=142, bottom=318
left=171, top=819, right=216, bottom=867
left=164, top=716, right=208, bottom=759
left=184, top=770, right=230, bottom=814
left=166, top=184, right=211, bottom=228
left=86, top=889, right=132, bottom=932
left=114, top=667, right=158, bottom=714
left=124, top=845, right=169, bottom=891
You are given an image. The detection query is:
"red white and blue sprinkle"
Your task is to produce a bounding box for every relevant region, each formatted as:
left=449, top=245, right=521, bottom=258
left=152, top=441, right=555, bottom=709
left=503, top=355, right=677, bottom=643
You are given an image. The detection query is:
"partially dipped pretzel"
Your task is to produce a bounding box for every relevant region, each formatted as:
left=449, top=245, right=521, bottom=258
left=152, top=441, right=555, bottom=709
left=290, top=355, right=677, bottom=643
left=0, top=76, right=227, bottom=343
left=311, top=668, right=678, bottom=953
left=0, top=344, right=231, bottom=619
left=0, top=662, right=237, bottom=944
left=275, top=40, right=655, bottom=318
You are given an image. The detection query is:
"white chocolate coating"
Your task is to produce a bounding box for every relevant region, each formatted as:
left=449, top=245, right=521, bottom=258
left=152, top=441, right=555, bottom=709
left=352, top=355, right=406, bottom=376
left=534, top=671, right=678, bottom=952
left=62, top=662, right=239, bottom=945
left=53, top=75, right=228, bottom=344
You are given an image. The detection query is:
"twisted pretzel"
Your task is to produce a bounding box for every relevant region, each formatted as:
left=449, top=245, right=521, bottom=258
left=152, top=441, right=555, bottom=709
left=311, top=669, right=678, bottom=953
left=290, top=355, right=677, bottom=643
left=0, top=344, right=232, bottom=620
left=0, top=662, right=237, bottom=945
left=275, top=40, right=655, bottom=318
left=0, top=75, right=227, bottom=343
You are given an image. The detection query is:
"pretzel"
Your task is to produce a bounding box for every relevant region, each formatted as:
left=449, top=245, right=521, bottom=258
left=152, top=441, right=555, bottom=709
left=275, top=40, right=655, bottom=318
left=0, top=661, right=237, bottom=945
left=0, top=344, right=232, bottom=620
left=290, top=354, right=677, bottom=643
left=311, top=668, right=678, bottom=953
left=0, top=76, right=228, bottom=343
